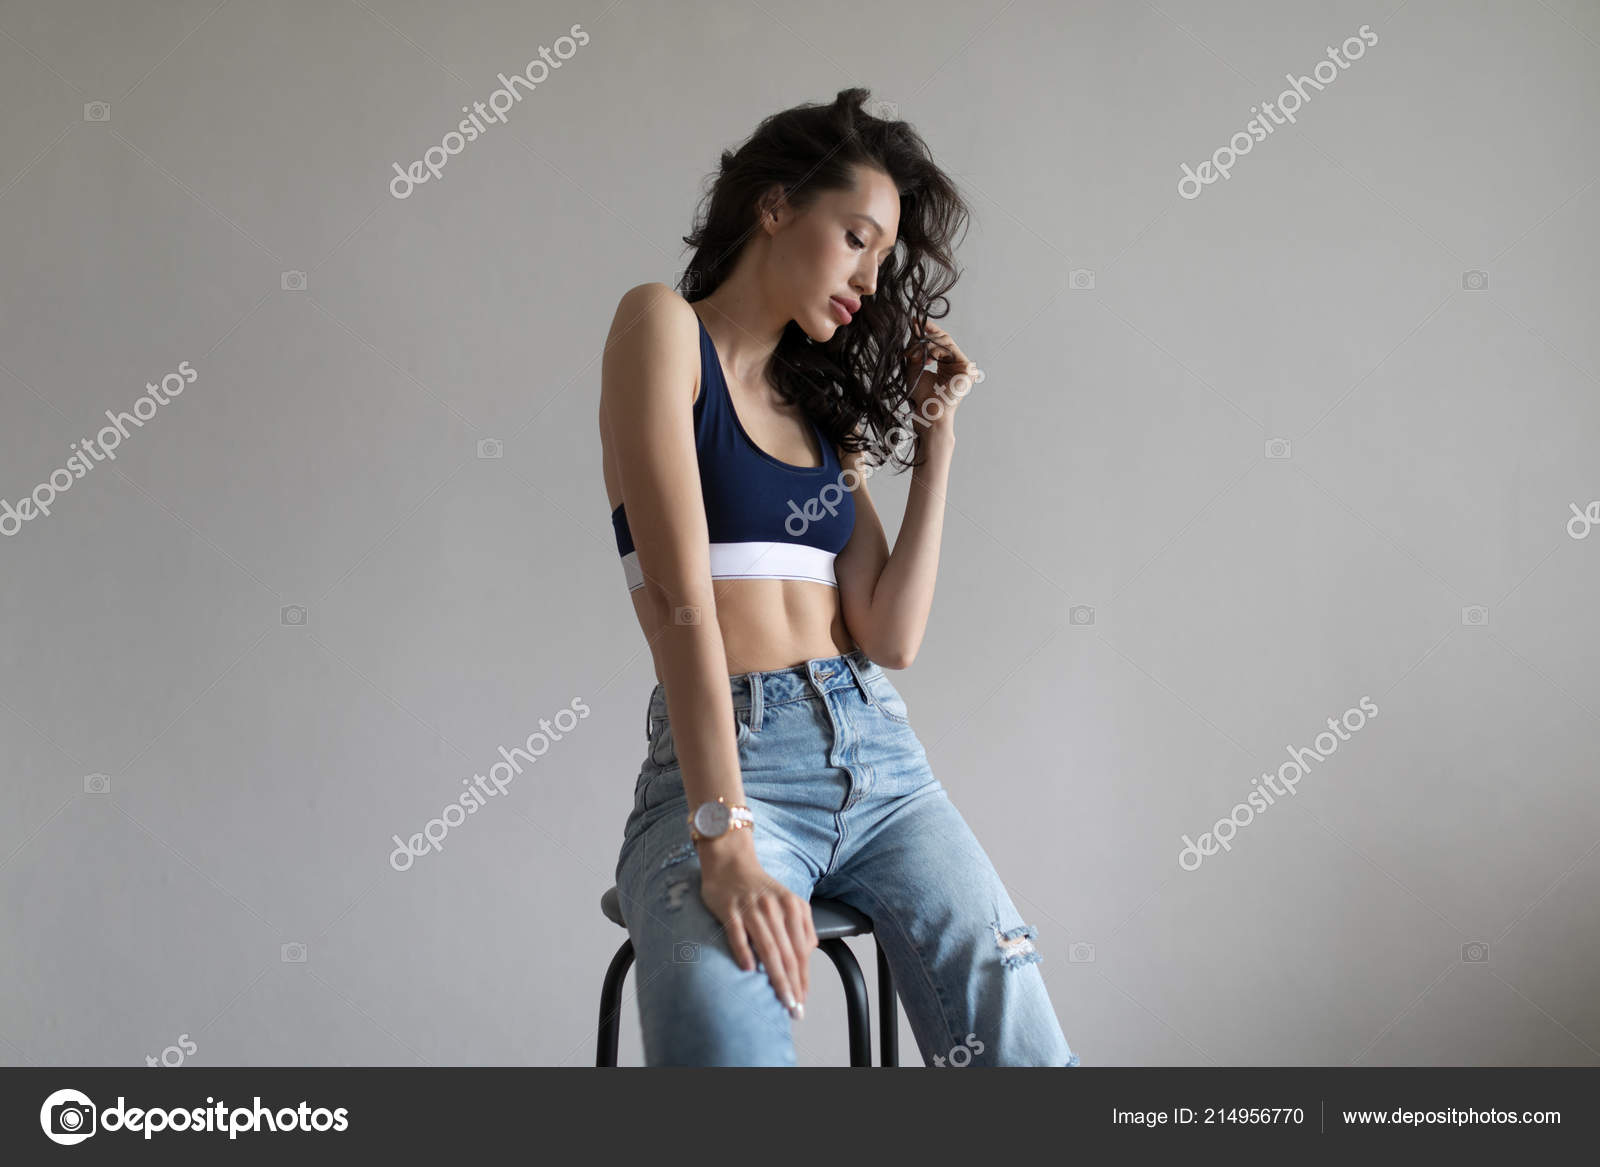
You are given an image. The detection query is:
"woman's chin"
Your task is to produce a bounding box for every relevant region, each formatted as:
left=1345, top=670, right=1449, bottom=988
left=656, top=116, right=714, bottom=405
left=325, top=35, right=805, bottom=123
left=808, top=307, right=841, bottom=341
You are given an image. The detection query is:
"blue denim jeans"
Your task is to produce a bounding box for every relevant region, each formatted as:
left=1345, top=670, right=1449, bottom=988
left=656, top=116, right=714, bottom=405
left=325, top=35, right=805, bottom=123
left=614, top=649, right=1081, bottom=1067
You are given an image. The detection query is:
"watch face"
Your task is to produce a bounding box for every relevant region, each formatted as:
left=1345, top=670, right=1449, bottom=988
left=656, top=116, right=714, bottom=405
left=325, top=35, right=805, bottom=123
left=693, top=801, right=731, bottom=837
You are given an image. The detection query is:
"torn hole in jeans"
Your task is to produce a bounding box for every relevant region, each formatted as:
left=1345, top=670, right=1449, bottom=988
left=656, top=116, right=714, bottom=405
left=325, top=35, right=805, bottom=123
left=660, top=840, right=696, bottom=910
left=991, top=920, right=1041, bottom=970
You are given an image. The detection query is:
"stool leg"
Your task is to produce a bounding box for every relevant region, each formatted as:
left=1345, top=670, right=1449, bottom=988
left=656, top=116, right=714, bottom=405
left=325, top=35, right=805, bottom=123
left=876, top=940, right=898, bottom=1067
left=596, top=939, right=634, bottom=1067
left=819, top=938, right=871, bottom=1067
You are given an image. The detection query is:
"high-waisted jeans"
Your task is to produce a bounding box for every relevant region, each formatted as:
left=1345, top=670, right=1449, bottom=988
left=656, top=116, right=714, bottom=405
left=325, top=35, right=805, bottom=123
left=613, top=648, right=1081, bottom=1067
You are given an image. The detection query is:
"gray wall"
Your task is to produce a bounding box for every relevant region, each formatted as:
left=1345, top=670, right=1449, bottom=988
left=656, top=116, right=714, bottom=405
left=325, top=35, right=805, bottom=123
left=3, top=0, right=1597, bottom=1067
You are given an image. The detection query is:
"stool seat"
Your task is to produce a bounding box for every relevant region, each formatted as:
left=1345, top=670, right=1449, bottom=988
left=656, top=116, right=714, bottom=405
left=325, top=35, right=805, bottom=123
left=595, top=883, right=898, bottom=1065
left=599, top=884, right=873, bottom=941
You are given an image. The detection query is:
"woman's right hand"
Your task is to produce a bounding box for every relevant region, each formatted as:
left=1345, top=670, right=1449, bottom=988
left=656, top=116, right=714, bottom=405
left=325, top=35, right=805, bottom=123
left=697, top=835, right=817, bottom=1016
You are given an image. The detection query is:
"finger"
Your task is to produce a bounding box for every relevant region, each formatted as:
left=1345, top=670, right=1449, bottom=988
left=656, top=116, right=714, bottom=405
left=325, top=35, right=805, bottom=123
left=743, top=912, right=796, bottom=1014
left=725, top=914, right=754, bottom=972
left=761, top=897, right=802, bottom=1008
left=786, top=897, right=813, bottom=999
left=777, top=897, right=809, bottom=1003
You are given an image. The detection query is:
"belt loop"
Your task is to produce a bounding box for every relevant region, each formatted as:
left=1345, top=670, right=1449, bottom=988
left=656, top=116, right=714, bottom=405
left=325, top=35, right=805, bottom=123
left=746, top=670, right=764, bottom=731
left=841, top=650, right=871, bottom=703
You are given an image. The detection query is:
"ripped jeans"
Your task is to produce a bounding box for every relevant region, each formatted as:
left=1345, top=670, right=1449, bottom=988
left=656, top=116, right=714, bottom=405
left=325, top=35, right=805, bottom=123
left=613, top=649, right=1081, bottom=1067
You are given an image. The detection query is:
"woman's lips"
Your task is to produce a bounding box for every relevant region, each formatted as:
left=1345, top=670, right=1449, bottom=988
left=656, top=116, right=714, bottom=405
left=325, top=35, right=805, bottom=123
left=829, top=297, right=853, bottom=323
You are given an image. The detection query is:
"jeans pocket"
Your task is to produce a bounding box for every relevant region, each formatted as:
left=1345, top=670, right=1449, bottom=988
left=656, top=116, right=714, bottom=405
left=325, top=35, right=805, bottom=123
left=862, top=672, right=912, bottom=725
left=646, top=712, right=676, bottom=769
left=642, top=710, right=753, bottom=789
left=646, top=701, right=752, bottom=765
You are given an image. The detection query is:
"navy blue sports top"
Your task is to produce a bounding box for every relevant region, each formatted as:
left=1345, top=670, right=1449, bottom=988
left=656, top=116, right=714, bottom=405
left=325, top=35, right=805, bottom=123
left=611, top=311, right=855, bottom=593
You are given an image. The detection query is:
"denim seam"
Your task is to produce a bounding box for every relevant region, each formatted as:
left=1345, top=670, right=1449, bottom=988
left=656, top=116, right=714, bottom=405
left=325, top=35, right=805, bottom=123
left=821, top=810, right=847, bottom=879
left=759, top=693, right=835, bottom=711
left=827, top=867, right=959, bottom=1057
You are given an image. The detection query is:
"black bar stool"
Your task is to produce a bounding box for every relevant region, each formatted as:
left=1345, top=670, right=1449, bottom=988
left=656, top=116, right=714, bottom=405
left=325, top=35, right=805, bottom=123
left=596, top=885, right=899, bottom=1066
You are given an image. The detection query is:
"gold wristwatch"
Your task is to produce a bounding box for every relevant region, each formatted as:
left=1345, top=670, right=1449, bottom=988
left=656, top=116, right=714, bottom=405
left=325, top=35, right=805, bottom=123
left=687, top=795, right=754, bottom=843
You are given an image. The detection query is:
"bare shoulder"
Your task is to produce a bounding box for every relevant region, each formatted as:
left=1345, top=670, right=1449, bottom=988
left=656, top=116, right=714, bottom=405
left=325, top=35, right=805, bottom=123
left=604, top=282, right=698, bottom=391
left=613, top=280, right=691, bottom=323
left=601, top=282, right=700, bottom=421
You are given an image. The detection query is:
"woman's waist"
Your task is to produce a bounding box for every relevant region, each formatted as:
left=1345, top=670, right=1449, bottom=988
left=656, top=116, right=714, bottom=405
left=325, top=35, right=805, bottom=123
left=646, top=645, right=885, bottom=722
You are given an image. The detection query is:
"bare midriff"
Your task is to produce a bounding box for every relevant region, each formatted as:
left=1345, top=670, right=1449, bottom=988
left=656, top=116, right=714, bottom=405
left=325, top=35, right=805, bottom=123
left=624, top=577, right=855, bottom=681
left=601, top=453, right=857, bottom=678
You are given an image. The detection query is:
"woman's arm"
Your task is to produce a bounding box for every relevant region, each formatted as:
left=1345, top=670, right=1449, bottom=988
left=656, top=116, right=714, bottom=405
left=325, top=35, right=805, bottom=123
left=602, top=284, right=746, bottom=831
left=835, top=320, right=971, bottom=670
left=600, top=283, right=815, bottom=1012
left=834, top=429, right=952, bottom=670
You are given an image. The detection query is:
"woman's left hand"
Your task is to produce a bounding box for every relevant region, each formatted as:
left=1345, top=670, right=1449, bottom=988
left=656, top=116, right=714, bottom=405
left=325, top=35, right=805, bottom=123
left=902, top=319, right=979, bottom=435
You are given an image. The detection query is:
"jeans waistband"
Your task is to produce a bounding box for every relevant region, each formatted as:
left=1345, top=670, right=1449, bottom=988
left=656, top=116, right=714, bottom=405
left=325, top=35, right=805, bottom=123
left=645, top=648, right=879, bottom=736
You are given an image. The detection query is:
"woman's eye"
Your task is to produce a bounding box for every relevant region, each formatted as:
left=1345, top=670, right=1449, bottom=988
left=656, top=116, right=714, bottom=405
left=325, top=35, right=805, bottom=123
left=847, top=231, right=865, bottom=250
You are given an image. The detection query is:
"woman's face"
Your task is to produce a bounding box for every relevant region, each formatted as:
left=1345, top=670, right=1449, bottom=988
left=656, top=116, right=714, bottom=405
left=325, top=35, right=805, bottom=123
left=770, top=164, right=900, bottom=341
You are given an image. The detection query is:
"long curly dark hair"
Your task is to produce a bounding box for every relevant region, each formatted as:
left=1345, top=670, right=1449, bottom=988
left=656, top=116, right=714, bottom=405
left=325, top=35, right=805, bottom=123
left=676, top=87, right=971, bottom=473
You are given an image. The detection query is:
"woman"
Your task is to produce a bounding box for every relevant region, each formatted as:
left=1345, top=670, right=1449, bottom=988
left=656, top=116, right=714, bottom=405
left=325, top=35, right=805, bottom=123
left=598, top=88, right=1079, bottom=1067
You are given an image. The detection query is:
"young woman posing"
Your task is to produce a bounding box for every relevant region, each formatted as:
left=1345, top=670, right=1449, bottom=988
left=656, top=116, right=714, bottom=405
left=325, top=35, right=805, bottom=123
left=598, top=88, right=1079, bottom=1067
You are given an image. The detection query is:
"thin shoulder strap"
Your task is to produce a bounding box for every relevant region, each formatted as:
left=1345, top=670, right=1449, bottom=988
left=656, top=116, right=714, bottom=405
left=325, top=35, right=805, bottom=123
left=690, top=308, right=719, bottom=413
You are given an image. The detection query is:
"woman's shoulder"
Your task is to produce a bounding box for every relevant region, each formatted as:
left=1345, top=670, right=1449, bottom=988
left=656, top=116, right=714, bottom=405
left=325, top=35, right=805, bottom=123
left=603, top=283, right=702, bottom=407
left=613, top=281, right=694, bottom=325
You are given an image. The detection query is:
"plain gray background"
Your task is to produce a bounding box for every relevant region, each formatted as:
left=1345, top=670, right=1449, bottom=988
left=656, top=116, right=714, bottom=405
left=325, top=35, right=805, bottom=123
left=3, top=0, right=1598, bottom=1068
